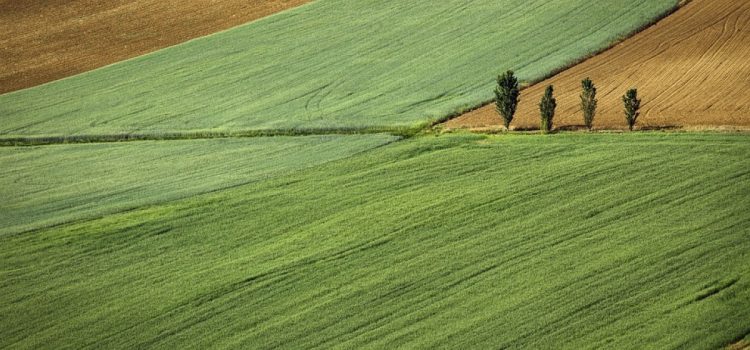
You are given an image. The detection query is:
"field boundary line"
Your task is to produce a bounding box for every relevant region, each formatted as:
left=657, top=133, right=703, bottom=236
left=442, top=0, right=690, bottom=124
left=0, top=125, right=422, bottom=147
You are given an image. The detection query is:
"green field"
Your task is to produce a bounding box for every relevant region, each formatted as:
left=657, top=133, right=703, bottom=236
left=2, top=0, right=746, bottom=348
left=0, top=0, right=678, bottom=138
left=0, top=134, right=397, bottom=236
left=2, top=133, right=748, bottom=349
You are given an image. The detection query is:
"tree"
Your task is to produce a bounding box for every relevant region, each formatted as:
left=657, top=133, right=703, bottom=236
left=580, top=78, right=597, bottom=130
left=622, top=88, right=641, bottom=131
left=539, top=85, right=556, bottom=133
left=495, top=70, right=520, bottom=130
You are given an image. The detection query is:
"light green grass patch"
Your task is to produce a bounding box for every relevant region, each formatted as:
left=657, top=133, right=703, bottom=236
left=2, top=133, right=748, bottom=349
left=0, top=134, right=398, bottom=235
left=0, top=0, right=677, bottom=137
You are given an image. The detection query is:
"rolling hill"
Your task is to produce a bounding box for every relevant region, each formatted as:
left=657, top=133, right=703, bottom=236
left=2, top=1, right=748, bottom=348
left=1, top=133, right=748, bottom=348
left=0, top=0, right=678, bottom=139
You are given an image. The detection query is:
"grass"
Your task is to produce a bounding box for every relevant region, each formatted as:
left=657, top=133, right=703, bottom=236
left=0, top=134, right=398, bottom=236
left=2, top=133, right=748, bottom=349
left=0, top=125, right=420, bottom=146
left=0, top=0, right=678, bottom=137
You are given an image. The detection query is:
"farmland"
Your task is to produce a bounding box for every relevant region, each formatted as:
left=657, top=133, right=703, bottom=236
left=0, top=0, right=311, bottom=93
left=0, top=0, right=678, bottom=138
left=2, top=0, right=748, bottom=348
left=1, top=133, right=748, bottom=348
left=447, top=0, right=750, bottom=130
left=0, top=134, right=397, bottom=236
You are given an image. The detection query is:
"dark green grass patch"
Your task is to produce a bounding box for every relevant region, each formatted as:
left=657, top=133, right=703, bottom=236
left=1, top=133, right=748, bottom=348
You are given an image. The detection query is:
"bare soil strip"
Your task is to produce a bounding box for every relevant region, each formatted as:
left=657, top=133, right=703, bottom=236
left=446, top=0, right=750, bottom=130
left=729, top=340, right=749, bottom=350
left=0, top=0, right=310, bottom=93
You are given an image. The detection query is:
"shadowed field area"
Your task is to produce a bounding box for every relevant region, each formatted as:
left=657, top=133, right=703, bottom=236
left=0, top=134, right=397, bottom=236
left=2, top=133, right=748, bottom=349
left=447, top=0, right=750, bottom=130
left=0, top=0, right=310, bottom=93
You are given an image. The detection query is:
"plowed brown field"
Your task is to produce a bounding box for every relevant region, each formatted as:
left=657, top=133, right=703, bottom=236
left=447, top=0, right=750, bottom=130
left=0, top=0, right=309, bottom=93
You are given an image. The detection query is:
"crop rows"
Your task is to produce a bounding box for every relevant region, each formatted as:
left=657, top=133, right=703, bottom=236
left=2, top=133, right=748, bottom=348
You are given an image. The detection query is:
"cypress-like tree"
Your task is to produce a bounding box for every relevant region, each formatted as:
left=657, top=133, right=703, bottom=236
left=622, top=88, right=641, bottom=131
left=539, top=85, right=556, bottom=133
left=495, top=70, right=520, bottom=130
left=580, top=78, right=597, bottom=130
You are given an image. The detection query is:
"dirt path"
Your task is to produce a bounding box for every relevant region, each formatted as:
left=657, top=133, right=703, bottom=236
left=0, top=0, right=310, bottom=93
left=446, top=0, right=750, bottom=130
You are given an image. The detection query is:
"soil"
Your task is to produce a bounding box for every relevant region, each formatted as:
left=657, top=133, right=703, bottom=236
left=0, top=0, right=310, bottom=93
left=446, top=0, right=750, bottom=130
left=729, top=340, right=749, bottom=350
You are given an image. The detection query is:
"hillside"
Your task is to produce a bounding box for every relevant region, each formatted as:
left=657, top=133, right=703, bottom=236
left=0, top=0, right=310, bottom=93
left=1, top=133, right=748, bottom=348
left=0, top=0, right=678, bottom=139
left=2, top=1, right=747, bottom=348
left=447, top=0, right=750, bottom=130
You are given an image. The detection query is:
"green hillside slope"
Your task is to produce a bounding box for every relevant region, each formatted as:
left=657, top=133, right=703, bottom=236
left=0, top=134, right=397, bottom=235
left=0, top=0, right=677, bottom=138
left=2, top=133, right=748, bottom=349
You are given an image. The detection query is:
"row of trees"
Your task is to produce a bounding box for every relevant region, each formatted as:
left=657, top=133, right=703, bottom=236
left=494, top=71, right=642, bottom=132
